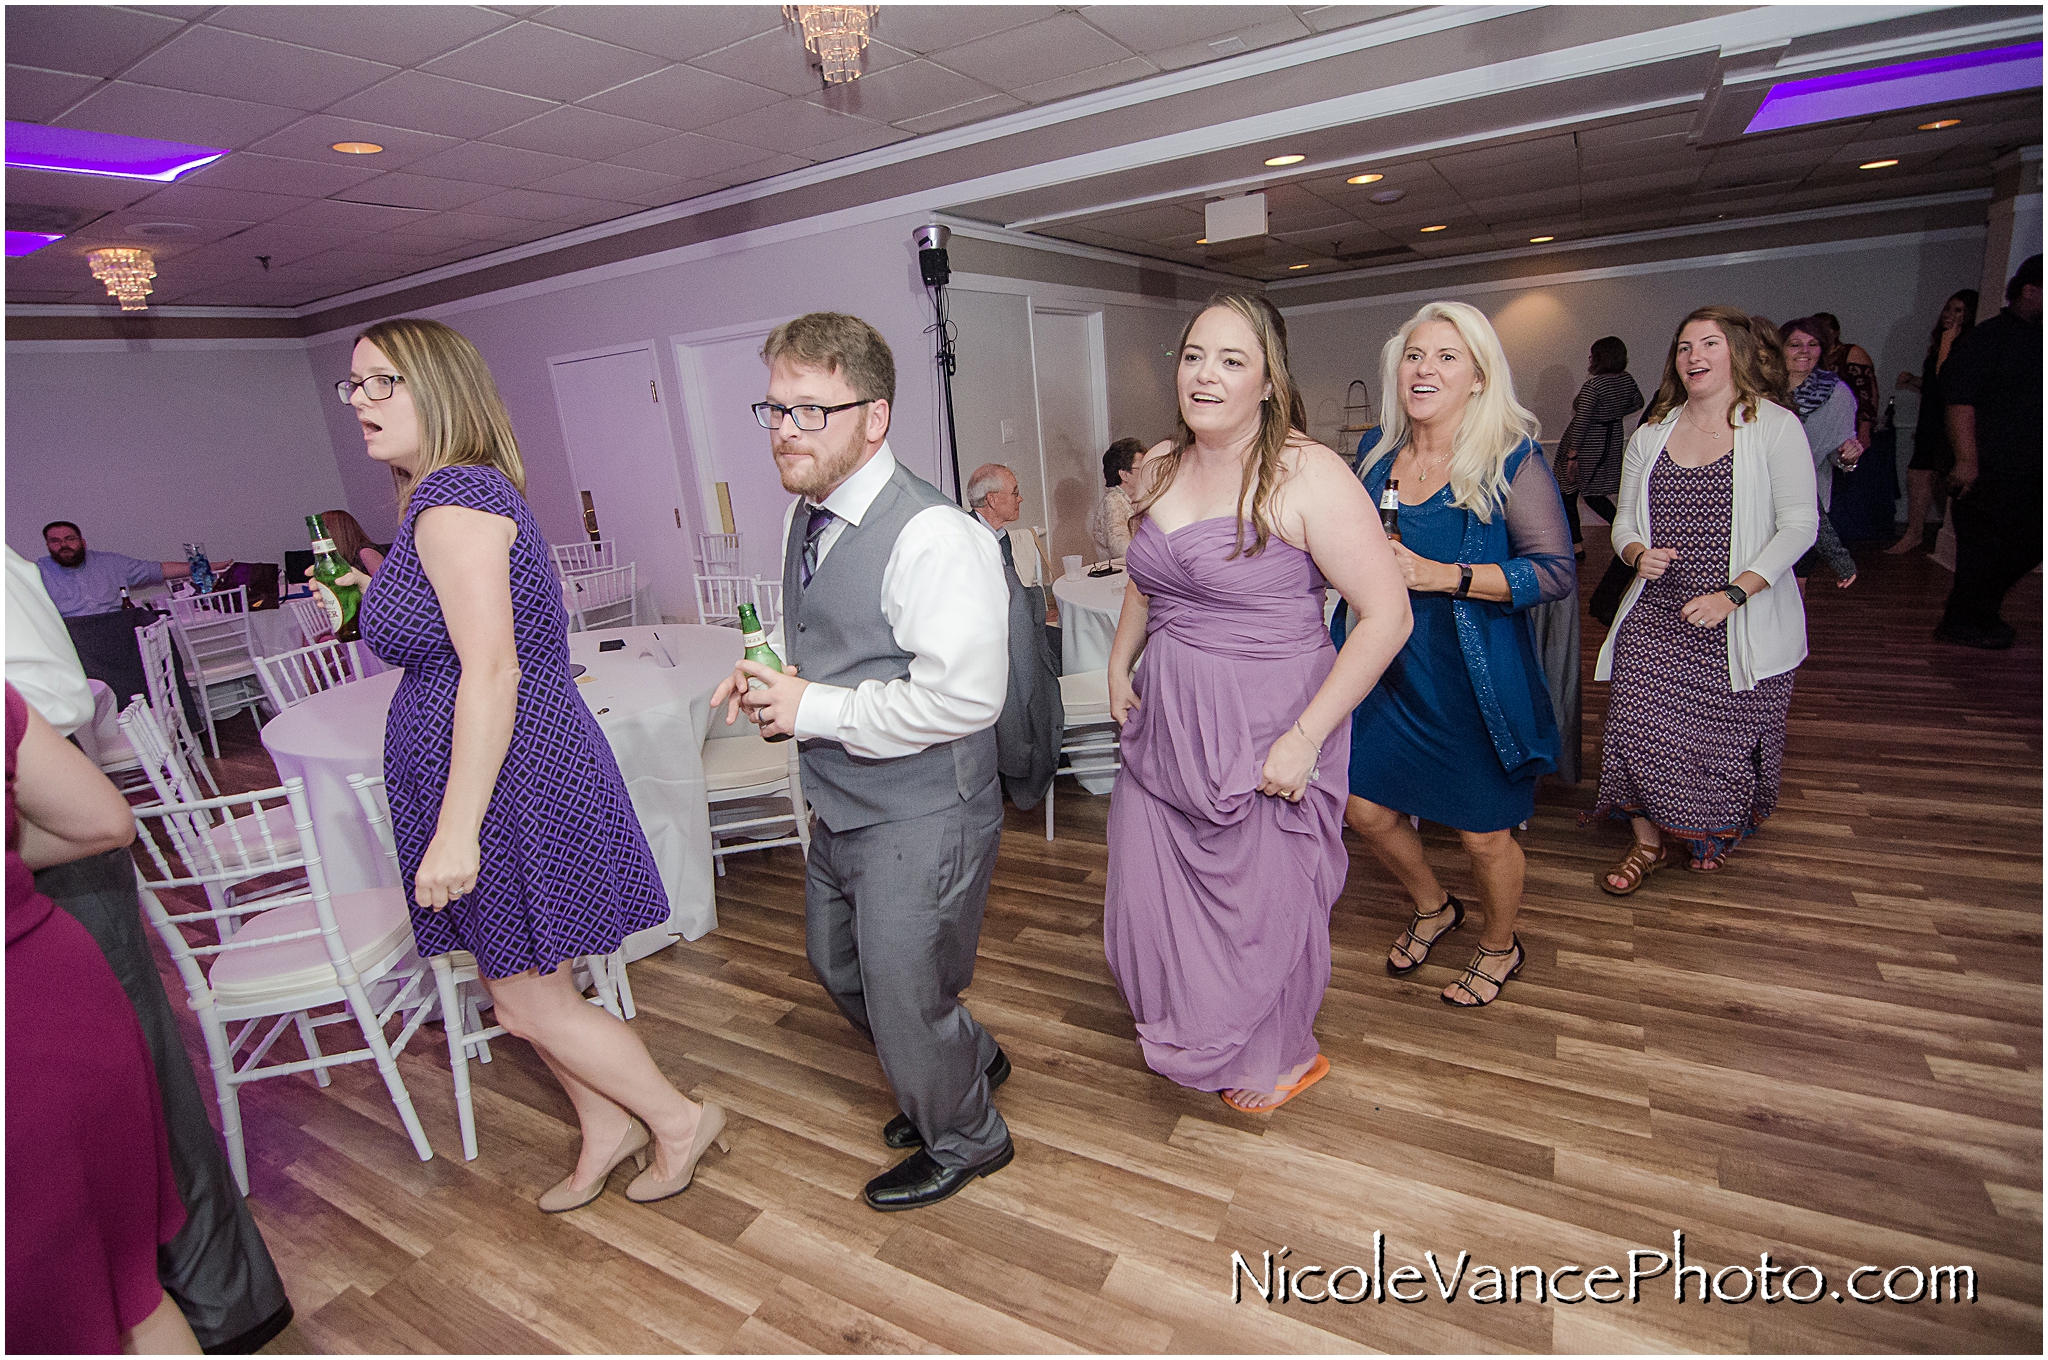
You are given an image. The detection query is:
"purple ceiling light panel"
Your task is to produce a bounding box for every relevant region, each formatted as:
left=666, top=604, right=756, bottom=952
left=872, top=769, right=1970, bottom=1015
left=5, top=231, right=64, bottom=257
left=5, top=122, right=227, bottom=181
left=1745, top=41, right=2043, bottom=134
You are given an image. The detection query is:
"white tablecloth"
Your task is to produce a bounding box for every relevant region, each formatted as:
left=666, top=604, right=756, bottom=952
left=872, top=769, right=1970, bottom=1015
left=259, top=623, right=741, bottom=962
left=1053, top=569, right=1127, bottom=674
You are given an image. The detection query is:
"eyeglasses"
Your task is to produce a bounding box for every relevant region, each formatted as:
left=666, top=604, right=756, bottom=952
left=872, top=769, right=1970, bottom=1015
left=336, top=374, right=404, bottom=403
left=752, top=399, right=870, bottom=431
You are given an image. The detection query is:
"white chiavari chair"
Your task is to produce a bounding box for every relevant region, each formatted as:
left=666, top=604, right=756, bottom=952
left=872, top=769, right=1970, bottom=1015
left=750, top=577, right=784, bottom=629
left=132, top=779, right=436, bottom=1193
left=1044, top=669, right=1121, bottom=840
left=693, top=573, right=753, bottom=628
left=703, top=724, right=810, bottom=877
left=287, top=594, right=336, bottom=647
left=550, top=539, right=617, bottom=578
left=697, top=532, right=742, bottom=576
left=563, top=562, right=638, bottom=632
left=254, top=639, right=373, bottom=713
left=137, top=618, right=218, bottom=796
left=166, top=585, right=268, bottom=756
left=346, top=773, right=634, bottom=1161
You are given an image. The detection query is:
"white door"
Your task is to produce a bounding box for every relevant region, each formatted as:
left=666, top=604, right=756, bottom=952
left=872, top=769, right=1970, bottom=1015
left=675, top=329, right=793, bottom=585
left=548, top=345, right=693, bottom=621
left=1030, top=308, right=1110, bottom=566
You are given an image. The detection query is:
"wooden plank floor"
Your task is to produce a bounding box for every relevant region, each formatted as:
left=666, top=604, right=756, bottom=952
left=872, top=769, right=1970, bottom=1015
left=174, top=526, right=2037, bottom=1354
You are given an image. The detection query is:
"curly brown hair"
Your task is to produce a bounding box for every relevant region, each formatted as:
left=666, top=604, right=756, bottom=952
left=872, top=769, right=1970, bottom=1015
left=1644, top=305, right=1788, bottom=425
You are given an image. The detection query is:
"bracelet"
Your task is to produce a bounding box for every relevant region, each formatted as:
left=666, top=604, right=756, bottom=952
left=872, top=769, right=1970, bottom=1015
left=1454, top=563, right=1474, bottom=599
left=1294, top=719, right=1317, bottom=747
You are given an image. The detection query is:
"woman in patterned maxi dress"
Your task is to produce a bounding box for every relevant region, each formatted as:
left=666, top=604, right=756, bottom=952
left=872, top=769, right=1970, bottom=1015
left=1590, top=307, right=1817, bottom=887
left=344, top=318, right=730, bottom=1213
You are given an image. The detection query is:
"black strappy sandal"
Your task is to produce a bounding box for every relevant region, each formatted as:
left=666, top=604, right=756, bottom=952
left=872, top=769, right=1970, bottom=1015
left=1442, top=934, right=1524, bottom=1007
left=1387, top=893, right=1466, bottom=976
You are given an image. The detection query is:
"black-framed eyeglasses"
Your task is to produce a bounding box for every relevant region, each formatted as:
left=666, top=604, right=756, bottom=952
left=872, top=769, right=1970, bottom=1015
left=752, top=399, right=870, bottom=432
left=336, top=375, right=404, bottom=403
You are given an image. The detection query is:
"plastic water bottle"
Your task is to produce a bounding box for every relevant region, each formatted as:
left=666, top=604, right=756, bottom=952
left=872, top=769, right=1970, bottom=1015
left=183, top=542, right=215, bottom=594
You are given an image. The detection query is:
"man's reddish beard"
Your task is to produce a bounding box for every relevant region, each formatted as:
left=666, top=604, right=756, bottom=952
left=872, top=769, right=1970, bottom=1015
left=777, top=416, right=868, bottom=499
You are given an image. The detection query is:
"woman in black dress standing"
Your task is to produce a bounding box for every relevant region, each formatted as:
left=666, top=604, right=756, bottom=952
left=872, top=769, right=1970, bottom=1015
left=1886, top=289, right=1978, bottom=554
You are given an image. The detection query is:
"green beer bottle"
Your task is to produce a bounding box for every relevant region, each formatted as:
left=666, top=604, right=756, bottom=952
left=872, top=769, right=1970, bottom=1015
left=305, top=513, right=362, bottom=642
left=735, top=602, right=791, bottom=743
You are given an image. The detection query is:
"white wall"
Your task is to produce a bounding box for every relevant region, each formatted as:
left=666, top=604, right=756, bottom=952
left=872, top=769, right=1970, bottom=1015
left=1284, top=230, right=1989, bottom=460
left=5, top=342, right=346, bottom=567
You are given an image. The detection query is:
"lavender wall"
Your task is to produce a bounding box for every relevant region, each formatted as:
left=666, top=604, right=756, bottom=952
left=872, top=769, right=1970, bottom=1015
left=5, top=342, right=346, bottom=568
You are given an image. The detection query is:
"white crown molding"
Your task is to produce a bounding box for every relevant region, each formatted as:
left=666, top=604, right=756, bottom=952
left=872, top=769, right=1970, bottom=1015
left=1275, top=224, right=1988, bottom=319
left=936, top=217, right=1244, bottom=287
left=1267, top=188, right=1994, bottom=294
left=4, top=336, right=309, bottom=352
left=946, top=271, right=1197, bottom=316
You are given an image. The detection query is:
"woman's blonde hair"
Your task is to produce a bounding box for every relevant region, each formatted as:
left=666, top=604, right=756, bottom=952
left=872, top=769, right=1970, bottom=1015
left=1130, top=292, right=1302, bottom=559
left=1361, top=301, right=1537, bottom=523
left=1643, top=305, right=1786, bottom=425
left=356, top=317, right=525, bottom=517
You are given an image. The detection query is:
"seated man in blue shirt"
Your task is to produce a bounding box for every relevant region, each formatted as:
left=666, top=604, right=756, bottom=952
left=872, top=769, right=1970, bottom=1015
left=36, top=521, right=229, bottom=618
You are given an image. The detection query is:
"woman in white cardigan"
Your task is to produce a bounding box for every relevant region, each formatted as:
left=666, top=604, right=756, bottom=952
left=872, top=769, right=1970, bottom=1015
left=1590, top=306, right=1817, bottom=892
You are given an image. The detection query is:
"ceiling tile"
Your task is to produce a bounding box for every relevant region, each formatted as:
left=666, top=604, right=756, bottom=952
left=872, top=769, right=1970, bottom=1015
left=523, top=161, right=708, bottom=206
left=1296, top=7, right=1412, bottom=35
left=693, top=98, right=886, bottom=155
left=535, top=5, right=783, bottom=63
left=1144, top=15, right=1314, bottom=73
left=169, top=223, right=377, bottom=268
left=5, top=6, right=186, bottom=77
left=578, top=62, right=785, bottom=131
left=421, top=21, right=668, bottom=103
left=456, top=186, right=619, bottom=223
left=931, top=14, right=1138, bottom=92
left=1081, top=6, right=1294, bottom=53
left=381, top=209, right=544, bottom=242
left=100, top=180, right=303, bottom=225
left=873, top=6, right=1061, bottom=56
left=399, top=140, right=584, bottom=187
left=688, top=29, right=911, bottom=98
left=6, top=63, right=100, bottom=121
left=1576, top=111, right=1697, bottom=148
left=124, top=27, right=397, bottom=111
left=484, top=104, right=675, bottom=159
left=607, top=130, right=782, bottom=178
left=809, top=124, right=916, bottom=163
left=204, top=6, right=516, bottom=68
left=332, top=172, right=501, bottom=210
left=57, top=80, right=305, bottom=147
left=266, top=198, right=438, bottom=233
left=180, top=150, right=386, bottom=199
left=1009, top=56, right=1158, bottom=106
left=244, top=115, right=463, bottom=173
left=324, top=71, right=557, bottom=142
left=689, top=151, right=810, bottom=189
left=66, top=215, right=261, bottom=252
left=891, top=92, right=1026, bottom=135
left=807, top=60, right=995, bottom=127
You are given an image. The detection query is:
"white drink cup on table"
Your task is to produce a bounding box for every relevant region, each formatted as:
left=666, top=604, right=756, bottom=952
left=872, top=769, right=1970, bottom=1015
left=1062, top=555, right=1085, bottom=580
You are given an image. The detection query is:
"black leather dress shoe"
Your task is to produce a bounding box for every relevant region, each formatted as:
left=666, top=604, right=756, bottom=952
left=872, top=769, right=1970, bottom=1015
left=883, top=1048, right=1011, bottom=1149
left=863, top=1140, right=1014, bottom=1212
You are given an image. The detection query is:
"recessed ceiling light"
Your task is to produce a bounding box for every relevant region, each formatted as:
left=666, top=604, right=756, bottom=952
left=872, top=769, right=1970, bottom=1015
left=331, top=141, right=384, bottom=155
left=1346, top=172, right=1384, bottom=185
left=1195, top=237, right=1209, bottom=245
left=1288, top=263, right=1312, bottom=270
left=1528, top=235, right=1554, bottom=243
left=1419, top=224, right=1448, bottom=232
left=1264, top=153, right=1306, bottom=167
left=1918, top=118, right=1962, bottom=130
left=1858, top=158, right=1899, bottom=169
left=1369, top=188, right=1406, bottom=204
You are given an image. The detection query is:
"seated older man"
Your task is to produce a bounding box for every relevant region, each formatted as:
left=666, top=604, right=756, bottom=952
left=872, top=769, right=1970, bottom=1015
left=36, top=521, right=229, bottom=619
left=966, top=463, right=1062, bottom=808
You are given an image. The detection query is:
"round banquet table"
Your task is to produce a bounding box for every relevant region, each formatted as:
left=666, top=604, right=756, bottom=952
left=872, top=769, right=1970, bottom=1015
left=260, top=623, right=741, bottom=961
left=1052, top=568, right=1127, bottom=675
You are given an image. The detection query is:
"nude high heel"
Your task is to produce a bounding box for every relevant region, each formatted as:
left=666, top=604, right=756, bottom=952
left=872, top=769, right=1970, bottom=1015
left=538, top=1116, right=649, bottom=1213
left=625, top=1102, right=731, bottom=1204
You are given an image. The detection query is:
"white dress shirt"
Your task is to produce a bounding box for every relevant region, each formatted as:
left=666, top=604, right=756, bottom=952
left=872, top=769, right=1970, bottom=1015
left=775, top=443, right=1009, bottom=759
left=6, top=546, right=95, bottom=735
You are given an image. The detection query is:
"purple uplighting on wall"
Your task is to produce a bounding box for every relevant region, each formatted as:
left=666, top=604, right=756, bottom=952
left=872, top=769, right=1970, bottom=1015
left=5, top=122, right=227, bottom=181
left=1745, top=41, right=2043, bottom=134
left=5, top=231, right=64, bottom=257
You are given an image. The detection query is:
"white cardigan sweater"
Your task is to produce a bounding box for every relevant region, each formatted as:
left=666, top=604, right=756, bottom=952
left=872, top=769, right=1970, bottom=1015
left=1595, top=400, right=1819, bottom=691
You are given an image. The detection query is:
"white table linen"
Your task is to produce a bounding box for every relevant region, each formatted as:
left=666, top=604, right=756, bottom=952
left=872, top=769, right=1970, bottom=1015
left=259, top=623, right=741, bottom=962
left=1053, top=568, right=1127, bottom=675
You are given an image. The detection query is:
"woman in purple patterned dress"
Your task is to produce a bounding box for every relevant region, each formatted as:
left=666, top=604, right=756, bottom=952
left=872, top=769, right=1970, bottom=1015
left=1590, top=307, right=1817, bottom=890
left=343, top=319, right=730, bottom=1212
left=1103, top=295, right=1411, bottom=1113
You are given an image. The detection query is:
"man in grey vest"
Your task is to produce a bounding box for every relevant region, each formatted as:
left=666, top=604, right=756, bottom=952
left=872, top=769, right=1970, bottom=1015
left=966, top=463, right=1062, bottom=808
left=712, top=312, right=1015, bottom=1211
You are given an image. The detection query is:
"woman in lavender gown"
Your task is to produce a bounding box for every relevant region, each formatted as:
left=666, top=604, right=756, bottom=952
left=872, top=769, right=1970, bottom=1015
left=1104, top=295, right=1411, bottom=1113
left=341, top=318, right=730, bottom=1214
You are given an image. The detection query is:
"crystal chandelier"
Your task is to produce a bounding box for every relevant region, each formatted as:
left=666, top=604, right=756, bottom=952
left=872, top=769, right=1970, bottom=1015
left=783, top=5, right=880, bottom=84
left=88, top=247, right=156, bottom=311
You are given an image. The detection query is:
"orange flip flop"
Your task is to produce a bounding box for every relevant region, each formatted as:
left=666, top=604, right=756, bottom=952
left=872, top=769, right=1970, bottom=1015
left=1220, top=1052, right=1331, bottom=1113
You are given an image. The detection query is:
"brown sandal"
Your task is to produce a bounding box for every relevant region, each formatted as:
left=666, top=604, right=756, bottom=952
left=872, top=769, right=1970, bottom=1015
left=1599, top=840, right=1668, bottom=896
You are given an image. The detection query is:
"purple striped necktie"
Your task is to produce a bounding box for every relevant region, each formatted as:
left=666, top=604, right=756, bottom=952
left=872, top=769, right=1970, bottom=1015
left=801, top=504, right=836, bottom=588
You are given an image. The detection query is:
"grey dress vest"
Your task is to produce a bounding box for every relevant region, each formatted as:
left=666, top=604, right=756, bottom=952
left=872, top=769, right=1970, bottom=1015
left=783, top=460, right=999, bottom=833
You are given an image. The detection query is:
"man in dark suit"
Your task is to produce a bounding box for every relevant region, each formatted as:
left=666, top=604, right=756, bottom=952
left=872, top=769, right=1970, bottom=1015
left=967, top=464, right=1063, bottom=809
